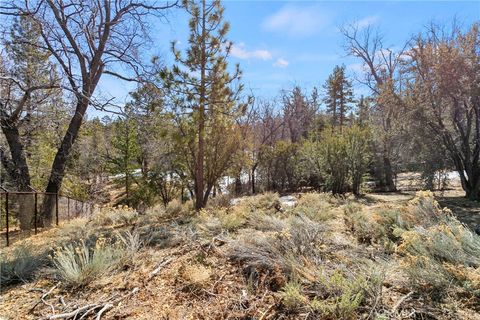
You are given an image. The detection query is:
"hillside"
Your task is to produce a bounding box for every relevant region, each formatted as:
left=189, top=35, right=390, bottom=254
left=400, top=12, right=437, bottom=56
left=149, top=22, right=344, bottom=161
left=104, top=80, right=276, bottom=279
left=1, top=192, right=479, bottom=319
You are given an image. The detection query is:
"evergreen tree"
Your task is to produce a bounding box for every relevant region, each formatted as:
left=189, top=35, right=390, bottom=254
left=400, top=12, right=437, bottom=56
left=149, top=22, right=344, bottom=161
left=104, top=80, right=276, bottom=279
left=356, top=95, right=370, bottom=126
left=323, top=65, right=355, bottom=130
left=161, top=0, right=245, bottom=210
left=108, top=114, right=140, bottom=206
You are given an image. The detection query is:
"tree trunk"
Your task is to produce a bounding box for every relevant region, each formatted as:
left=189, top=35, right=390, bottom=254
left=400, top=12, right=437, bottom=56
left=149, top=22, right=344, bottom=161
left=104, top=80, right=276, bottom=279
left=1, top=121, right=34, bottom=230
left=383, top=155, right=396, bottom=192
left=195, top=104, right=205, bottom=210
left=235, top=175, right=242, bottom=195
left=195, top=0, right=207, bottom=211
left=251, top=163, right=258, bottom=194
left=40, top=99, right=88, bottom=226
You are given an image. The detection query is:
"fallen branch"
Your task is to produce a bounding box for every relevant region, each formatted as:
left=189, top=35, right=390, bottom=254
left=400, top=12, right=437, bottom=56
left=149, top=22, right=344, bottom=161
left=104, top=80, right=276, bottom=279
left=48, top=304, right=97, bottom=320
left=47, top=256, right=173, bottom=319
left=259, top=303, right=276, bottom=320
left=47, top=287, right=139, bottom=320
left=29, top=284, right=58, bottom=314
left=95, top=303, right=113, bottom=320
left=147, top=257, right=174, bottom=281
left=391, top=291, right=414, bottom=315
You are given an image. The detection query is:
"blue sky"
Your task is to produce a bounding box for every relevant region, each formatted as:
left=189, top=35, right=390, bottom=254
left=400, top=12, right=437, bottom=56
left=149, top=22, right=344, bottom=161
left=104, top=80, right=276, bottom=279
left=97, top=0, right=480, bottom=112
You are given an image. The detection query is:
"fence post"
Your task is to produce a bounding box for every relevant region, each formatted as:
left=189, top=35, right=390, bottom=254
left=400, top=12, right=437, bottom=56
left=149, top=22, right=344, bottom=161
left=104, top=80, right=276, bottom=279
left=34, top=192, right=38, bottom=235
left=5, top=192, right=9, bottom=246
left=55, top=193, right=59, bottom=226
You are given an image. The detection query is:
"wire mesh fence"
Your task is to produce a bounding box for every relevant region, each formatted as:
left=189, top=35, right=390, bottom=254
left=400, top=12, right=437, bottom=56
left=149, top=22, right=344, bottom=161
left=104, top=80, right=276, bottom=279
left=0, top=192, right=93, bottom=247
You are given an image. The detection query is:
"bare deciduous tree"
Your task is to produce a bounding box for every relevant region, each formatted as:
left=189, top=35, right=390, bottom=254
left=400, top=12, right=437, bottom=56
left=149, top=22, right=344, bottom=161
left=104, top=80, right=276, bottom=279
left=341, top=23, right=409, bottom=191
left=407, top=23, right=480, bottom=199
left=2, top=0, right=176, bottom=225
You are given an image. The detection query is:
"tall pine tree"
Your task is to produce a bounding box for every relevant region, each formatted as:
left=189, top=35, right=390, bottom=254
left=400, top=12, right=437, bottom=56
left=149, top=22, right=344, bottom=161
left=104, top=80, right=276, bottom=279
left=161, top=0, right=245, bottom=210
left=323, top=65, right=355, bottom=130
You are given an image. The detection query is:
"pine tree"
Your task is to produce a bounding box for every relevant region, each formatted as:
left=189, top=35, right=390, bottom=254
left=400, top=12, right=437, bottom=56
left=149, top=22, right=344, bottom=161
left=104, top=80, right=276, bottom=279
left=108, top=113, right=140, bottom=206
left=161, top=0, right=245, bottom=210
left=323, top=65, right=355, bottom=130
left=356, top=95, right=370, bottom=126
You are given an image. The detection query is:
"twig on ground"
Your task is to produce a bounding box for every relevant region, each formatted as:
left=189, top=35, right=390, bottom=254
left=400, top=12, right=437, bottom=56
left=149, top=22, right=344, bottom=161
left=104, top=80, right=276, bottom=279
left=47, top=256, right=173, bottom=319
left=391, top=291, right=414, bottom=315
left=29, top=284, right=58, bottom=314
left=47, top=287, right=139, bottom=320
left=147, top=257, right=174, bottom=281
left=259, top=303, right=276, bottom=320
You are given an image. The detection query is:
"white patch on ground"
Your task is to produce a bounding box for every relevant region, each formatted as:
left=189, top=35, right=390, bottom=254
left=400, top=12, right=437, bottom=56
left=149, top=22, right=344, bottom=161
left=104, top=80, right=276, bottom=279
left=279, top=195, right=297, bottom=207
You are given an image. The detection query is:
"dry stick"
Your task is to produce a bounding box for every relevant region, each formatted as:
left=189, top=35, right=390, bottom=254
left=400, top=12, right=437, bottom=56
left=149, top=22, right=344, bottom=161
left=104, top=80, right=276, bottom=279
left=147, top=257, right=174, bottom=281
left=48, top=256, right=171, bottom=320
left=391, top=291, right=414, bottom=315
left=48, top=304, right=97, bottom=320
left=29, top=284, right=58, bottom=314
left=95, top=303, right=113, bottom=320
left=77, top=305, right=100, bottom=320
left=258, top=303, right=276, bottom=320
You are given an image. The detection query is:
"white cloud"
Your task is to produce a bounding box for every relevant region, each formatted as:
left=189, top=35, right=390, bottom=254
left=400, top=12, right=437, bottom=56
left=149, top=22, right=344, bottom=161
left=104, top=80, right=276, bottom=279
left=230, top=43, right=272, bottom=60
left=262, top=5, right=332, bottom=37
left=273, top=58, right=289, bottom=68
left=356, top=15, right=379, bottom=29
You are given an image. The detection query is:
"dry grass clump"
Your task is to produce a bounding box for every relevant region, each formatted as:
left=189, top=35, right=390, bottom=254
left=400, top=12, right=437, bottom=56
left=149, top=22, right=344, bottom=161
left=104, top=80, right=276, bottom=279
left=196, top=207, right=248, bottom=237
left=165, top=199, right=194, bottom=218
left=0, top=245, right=49, bottom=288
left=241, top=192, right=281, bottom=213
left=344, top=191, right=453, bottom=249
left=207, top=194, right=233, bottom=209
left=90, top=205, right=138, bottom=227
left=398, top=219, right=480, bottom=298
left=227, top=215, right=327, bottom=290
left=288, top=192, right=335, bottom=222
left=178, top=262, right=212, bottom=291
left=58, top=217, right=90, bottom=240
left=344, top=205, right=401, bottom=248
left=345, top=191, right=480, bottom=300
left=51, top=231, right=142, bottom=287
left=249, top=213, right=287, bottom=232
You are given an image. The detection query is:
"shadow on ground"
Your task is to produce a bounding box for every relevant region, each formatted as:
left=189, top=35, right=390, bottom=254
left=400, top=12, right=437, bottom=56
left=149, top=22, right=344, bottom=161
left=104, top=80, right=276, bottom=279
left=437, top=196, right=480, bottom=229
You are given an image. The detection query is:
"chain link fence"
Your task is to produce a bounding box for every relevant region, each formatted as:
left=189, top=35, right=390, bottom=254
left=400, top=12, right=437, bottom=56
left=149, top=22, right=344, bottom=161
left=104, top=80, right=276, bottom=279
left=0, top=192, right=93, bottom=246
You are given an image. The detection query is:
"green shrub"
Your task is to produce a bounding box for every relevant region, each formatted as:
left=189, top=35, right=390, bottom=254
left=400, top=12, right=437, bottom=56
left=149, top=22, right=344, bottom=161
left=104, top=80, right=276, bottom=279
left=280, top=281, right=308, bottom=311
left=344, top=203, right=403, bottom=247
left=310, top=270, right=370, bottom=319
left=1, top=246, right=48, bottom=287
left=279, top=268, right=384, bottom=319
